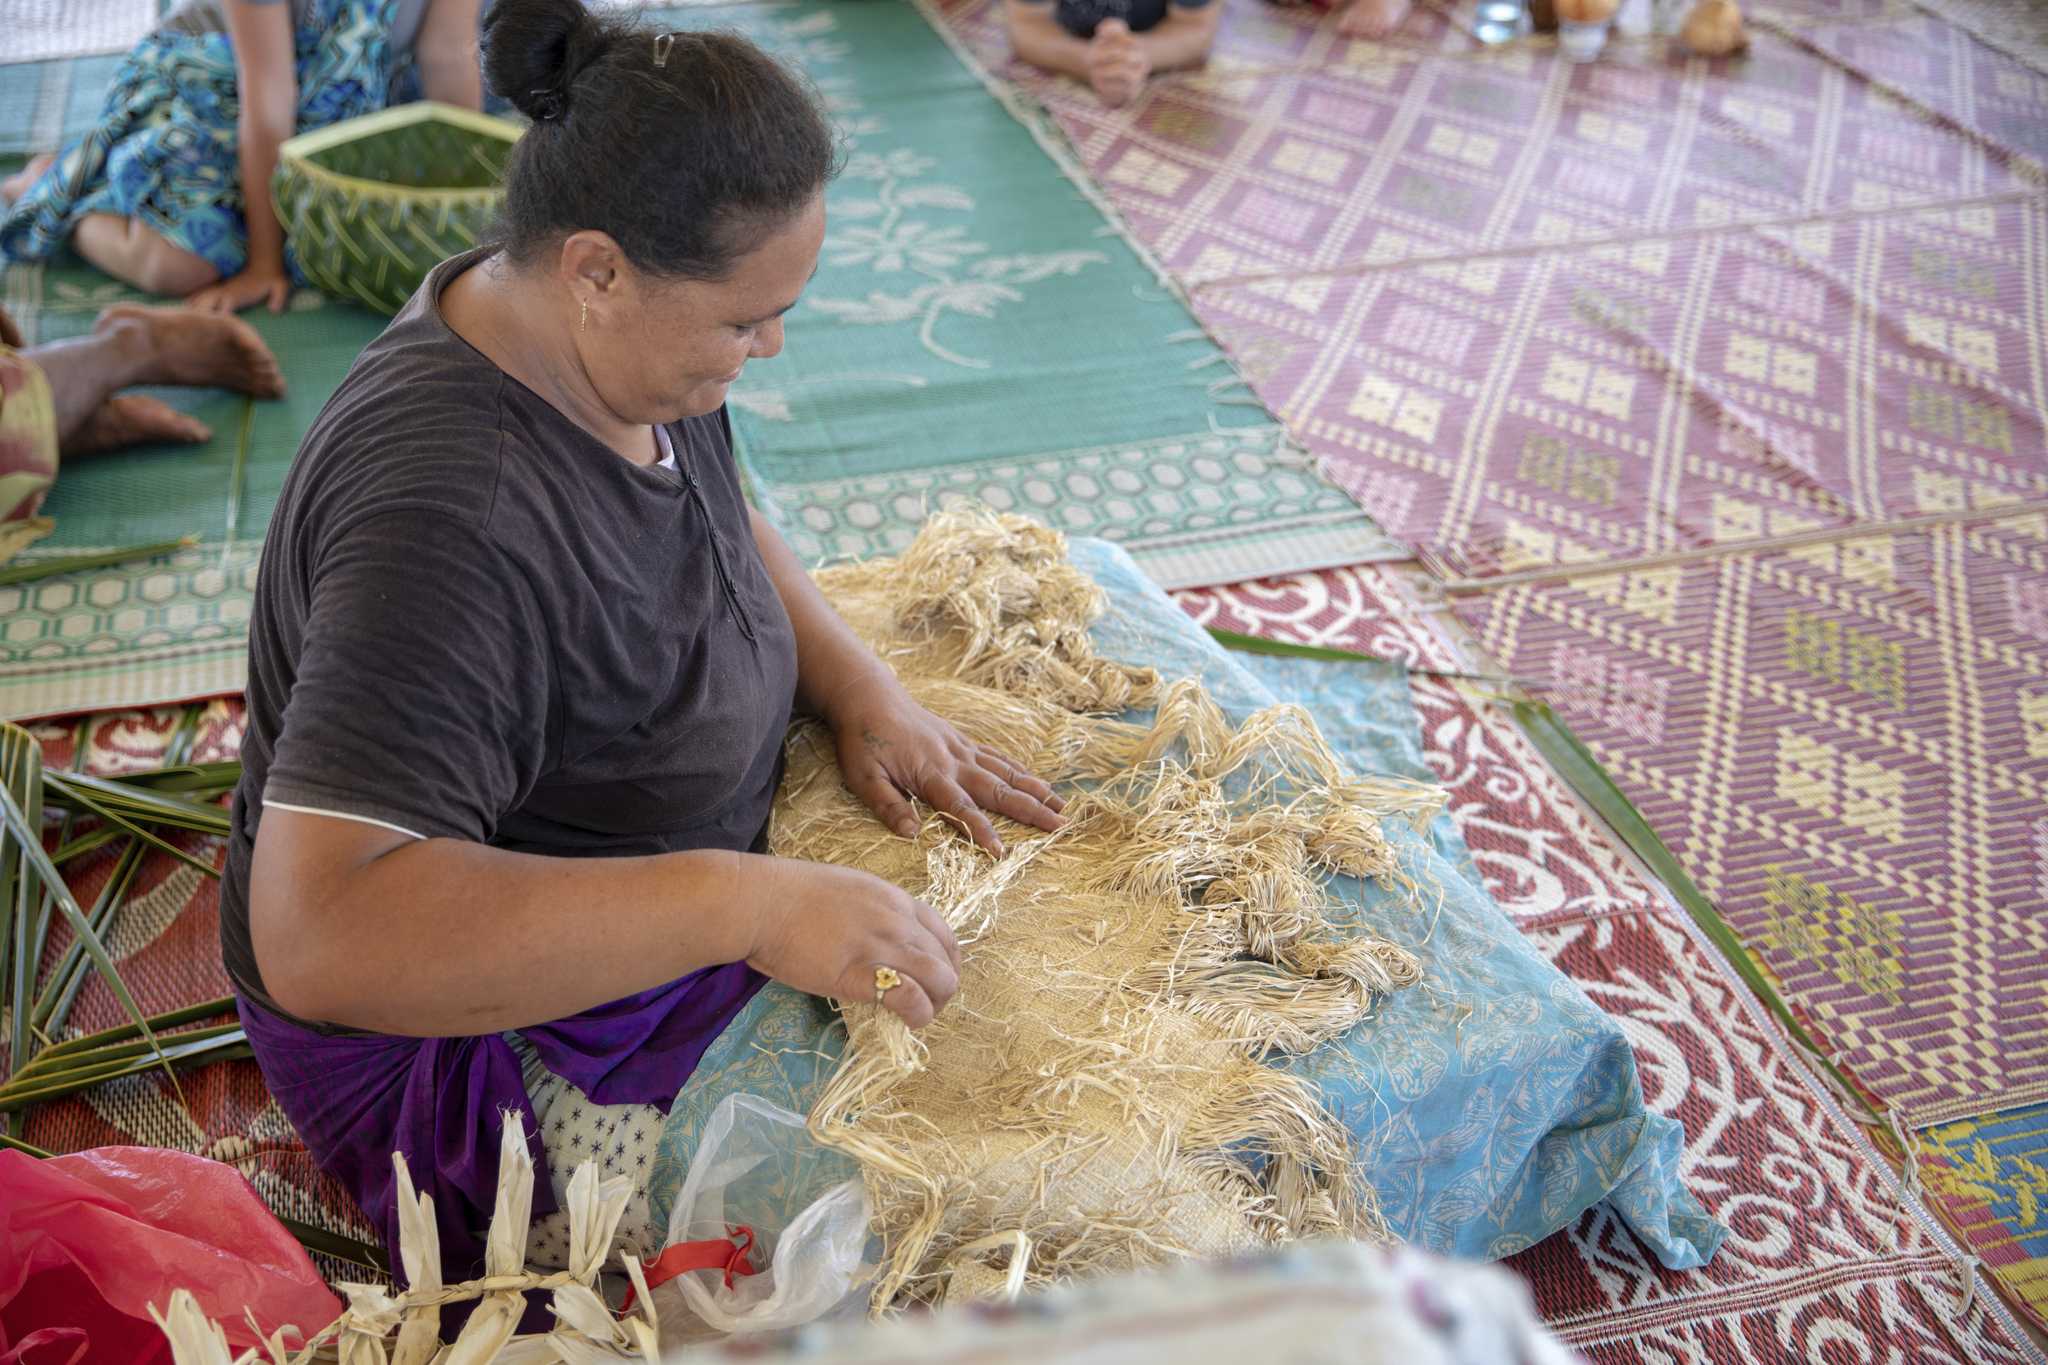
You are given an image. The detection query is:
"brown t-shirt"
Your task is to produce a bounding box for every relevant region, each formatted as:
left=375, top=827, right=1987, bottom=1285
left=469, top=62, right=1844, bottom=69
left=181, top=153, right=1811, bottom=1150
left=221, top=249, right=800, bottom=1032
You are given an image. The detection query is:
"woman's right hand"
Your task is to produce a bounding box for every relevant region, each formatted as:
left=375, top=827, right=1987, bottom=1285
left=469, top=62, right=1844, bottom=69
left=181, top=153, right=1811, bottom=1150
left=743, top=858, right=962, bottom=1028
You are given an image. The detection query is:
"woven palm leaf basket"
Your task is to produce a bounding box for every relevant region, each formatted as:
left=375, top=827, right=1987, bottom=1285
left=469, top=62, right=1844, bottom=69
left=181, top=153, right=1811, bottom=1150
left=273, top=101, right=523, bottom=315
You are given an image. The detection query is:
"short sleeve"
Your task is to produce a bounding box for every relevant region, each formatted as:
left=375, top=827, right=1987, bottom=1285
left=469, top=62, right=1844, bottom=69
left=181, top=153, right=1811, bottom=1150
left=261, top=509, right=553, bottom=845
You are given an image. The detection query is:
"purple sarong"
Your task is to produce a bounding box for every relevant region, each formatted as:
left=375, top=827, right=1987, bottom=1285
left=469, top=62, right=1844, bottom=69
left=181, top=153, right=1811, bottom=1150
left=240, top=962, right=766, bottom=1296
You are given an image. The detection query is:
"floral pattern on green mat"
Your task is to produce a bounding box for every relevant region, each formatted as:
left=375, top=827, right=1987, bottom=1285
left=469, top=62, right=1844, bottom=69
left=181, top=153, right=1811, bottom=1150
left=651, top=1, right=1399, bottom=587
left=1, top=0, right=1399, bottom=719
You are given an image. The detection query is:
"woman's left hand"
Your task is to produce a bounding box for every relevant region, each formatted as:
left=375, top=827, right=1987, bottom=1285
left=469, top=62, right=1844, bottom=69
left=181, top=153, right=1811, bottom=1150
left=188, top=259, right=292, bottom=314
left=828, top=673, right=1064, bottom=855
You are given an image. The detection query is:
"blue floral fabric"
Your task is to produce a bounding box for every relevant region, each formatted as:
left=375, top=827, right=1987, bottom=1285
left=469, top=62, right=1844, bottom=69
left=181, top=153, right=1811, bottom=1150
left=0, top=0, right=397, bottom=282
left=646, top=537, right=1726, bottom=1273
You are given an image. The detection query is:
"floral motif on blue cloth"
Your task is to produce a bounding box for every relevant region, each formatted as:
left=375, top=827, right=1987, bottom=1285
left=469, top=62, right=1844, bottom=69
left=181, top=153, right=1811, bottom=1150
left=0, top=0, right=397, bottom=282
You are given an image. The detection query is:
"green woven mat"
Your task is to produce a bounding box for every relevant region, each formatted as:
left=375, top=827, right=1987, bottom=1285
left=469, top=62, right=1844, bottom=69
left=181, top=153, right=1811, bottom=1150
left=0, top=56, right=127, bottom=161
left=0, top=248, right=387, bottom=720
left=0, top=0, right=1399, bottom=718
left=650, top=0, right=1400, bottom=588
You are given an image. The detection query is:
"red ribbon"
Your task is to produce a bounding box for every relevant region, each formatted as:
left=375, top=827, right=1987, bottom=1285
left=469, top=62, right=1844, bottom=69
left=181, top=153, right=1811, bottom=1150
left=621, top=1224, right=758, bottom=1312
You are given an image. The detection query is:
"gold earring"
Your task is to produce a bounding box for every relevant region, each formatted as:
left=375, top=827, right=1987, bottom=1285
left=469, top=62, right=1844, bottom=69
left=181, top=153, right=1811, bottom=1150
left=580, top=299, right=588, bottom=332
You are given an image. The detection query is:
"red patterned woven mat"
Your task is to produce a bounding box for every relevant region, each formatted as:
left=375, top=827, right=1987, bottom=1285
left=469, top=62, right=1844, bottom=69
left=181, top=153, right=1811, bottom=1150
left=1175, top=566, right=2041, bottom=1359
left=7, top=658, right=2039, bottom=1355
left=9, top=702, right=382, bottom=1276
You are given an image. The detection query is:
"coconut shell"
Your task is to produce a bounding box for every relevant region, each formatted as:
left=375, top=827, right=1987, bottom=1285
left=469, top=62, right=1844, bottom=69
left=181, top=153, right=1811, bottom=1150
left=1681, top=0, right=1746, bottom=54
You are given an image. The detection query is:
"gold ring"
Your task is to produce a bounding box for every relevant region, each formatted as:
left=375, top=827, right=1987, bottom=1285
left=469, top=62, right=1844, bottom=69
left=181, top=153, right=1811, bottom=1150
left=873, top=965, right=902, bottom=1005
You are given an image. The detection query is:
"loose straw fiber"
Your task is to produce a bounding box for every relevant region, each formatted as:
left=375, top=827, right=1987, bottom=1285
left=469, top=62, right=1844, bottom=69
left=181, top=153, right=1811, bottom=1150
left=779, top=509, right=1445, bottom=1310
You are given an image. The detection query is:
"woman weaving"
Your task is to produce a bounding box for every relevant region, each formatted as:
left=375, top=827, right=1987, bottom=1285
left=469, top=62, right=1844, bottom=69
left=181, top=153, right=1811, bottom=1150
left=225, top=0, right=1060, bottom=1313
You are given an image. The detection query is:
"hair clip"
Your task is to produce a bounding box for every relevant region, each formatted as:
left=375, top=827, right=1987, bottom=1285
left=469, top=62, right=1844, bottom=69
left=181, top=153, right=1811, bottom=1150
left=652, top=33, right=676, bottom=68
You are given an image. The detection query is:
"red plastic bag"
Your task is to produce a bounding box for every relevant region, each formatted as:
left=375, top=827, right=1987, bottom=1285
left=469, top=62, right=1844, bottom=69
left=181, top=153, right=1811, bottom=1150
left=0, top=1148, right=343, bottom=1365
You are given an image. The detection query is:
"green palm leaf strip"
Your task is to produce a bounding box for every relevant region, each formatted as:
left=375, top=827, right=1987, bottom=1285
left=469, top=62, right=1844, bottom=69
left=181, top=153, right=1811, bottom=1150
left=1205, top=628, right=1876, bottom=1119
left=46, top=771, right=233, bottom=837
left=116, top=760, right=240, bottom=796
left=0, top=1131, right=52, bottom=1158
left=1203, top=628, right=1517, bottom=683
left=0, top=735, right=174, bottom=1098
left=12, top=726, right=93, bottom=1103
left=0, top=1026, right=250, bottom=1112
left=40, top=774, right=223, bottom=877
left=34, top=841, right=147, bottom=1036
left=30, top=995, right=236, bottom=1064
left=163, top=702, right=205, bottom=771
left=280, top=1217, right=391, bottom=1274
left=40, top=757, right=239, bottom=868
left=0, top=537, right=197, bottom=588
left=1, top=724, right=39, bottom=1136
left=50, top=825, right=128, bottom=866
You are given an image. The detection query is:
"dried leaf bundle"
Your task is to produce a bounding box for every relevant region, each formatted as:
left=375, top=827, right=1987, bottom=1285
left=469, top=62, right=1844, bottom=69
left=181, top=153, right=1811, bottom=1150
left=782, top=508, right=1440, bottom=1310
left=152, top=1117, right=665, bottom=1365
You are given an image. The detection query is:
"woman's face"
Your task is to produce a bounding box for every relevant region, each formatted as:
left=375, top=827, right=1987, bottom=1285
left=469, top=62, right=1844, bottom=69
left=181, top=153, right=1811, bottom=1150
left=589, top=192, right=826, bottom=426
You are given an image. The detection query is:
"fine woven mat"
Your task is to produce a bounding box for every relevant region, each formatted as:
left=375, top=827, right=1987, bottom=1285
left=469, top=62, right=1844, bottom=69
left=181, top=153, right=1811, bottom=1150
left=1, top=0, right=161, bottom=66
left=928, top=0, right=2048, bottom=1330
left=644, top=0, right=1404, bottom=588
left=1907, top=0, right=2048, bottom=77
left=1173, top=565, right=2042, bottom=1361
left=0, top=56, right=127, bottom=158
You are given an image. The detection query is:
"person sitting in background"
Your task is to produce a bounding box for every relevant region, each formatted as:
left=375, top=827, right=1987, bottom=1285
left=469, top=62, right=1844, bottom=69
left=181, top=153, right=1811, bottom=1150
left=1004, top=0, right=1221, bottom=106
left=0, top=0, right=484, bottom=315
left=0, top=303, right=287, bottom=560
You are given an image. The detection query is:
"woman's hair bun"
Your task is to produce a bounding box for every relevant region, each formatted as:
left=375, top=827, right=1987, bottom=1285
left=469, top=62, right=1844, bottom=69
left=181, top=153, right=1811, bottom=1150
left=488, top=8, right=836, bottom=281
left=481, top=0, right=612, bottom=122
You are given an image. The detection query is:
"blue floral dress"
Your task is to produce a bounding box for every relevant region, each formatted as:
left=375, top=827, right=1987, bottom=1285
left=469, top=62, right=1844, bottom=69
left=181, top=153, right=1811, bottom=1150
left=0, top=0, right=397, bottom=283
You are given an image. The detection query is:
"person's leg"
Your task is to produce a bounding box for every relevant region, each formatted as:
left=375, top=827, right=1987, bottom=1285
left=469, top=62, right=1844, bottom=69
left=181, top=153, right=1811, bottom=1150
left=71, top=212, right=221, bottom=299
left=1336, top=0, right=1411, bottom=40
left=28, top=304, right=286, bottom=455
left=0, top=154, right=56, bottom=206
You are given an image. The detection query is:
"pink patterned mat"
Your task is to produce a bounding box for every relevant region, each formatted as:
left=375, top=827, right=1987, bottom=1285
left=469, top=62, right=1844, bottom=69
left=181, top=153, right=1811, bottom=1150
left=1175, top=566, right=2040, bottom=1359
left=936, top=0, right=2048, bottom=1141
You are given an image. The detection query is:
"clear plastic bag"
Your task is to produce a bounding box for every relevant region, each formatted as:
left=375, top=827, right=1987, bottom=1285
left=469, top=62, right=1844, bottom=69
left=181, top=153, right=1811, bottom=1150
left=646, top=1094, right=873, bottom=1346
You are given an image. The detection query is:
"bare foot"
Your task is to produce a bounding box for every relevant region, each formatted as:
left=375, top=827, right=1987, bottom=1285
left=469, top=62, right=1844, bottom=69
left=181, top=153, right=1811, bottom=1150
left=92, top=304, right=287, bottom=399
left=1, top=154, right=55, bottom=206
left=1088, top=18, right=1152, bottom=105
left=1337, top=0, right=1411, bottom=38
left=61, top=395, right=212, bottom=458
